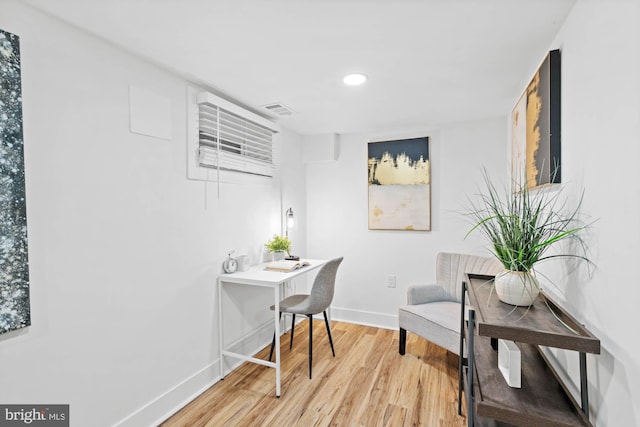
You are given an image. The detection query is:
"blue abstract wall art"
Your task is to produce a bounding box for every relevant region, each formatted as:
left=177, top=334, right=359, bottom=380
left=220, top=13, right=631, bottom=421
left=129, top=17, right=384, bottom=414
left=0, top=29, right=30, bottom=335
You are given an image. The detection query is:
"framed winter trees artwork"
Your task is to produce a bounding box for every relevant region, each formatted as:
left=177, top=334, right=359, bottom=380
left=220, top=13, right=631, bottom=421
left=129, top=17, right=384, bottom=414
left=368, top=137, right=430, bottom=231
left=0, top=29, right=31, bottom=334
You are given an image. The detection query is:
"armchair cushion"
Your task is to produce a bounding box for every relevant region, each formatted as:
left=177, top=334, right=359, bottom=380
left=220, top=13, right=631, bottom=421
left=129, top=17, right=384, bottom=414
left=399, top=301, right=470, bottom=354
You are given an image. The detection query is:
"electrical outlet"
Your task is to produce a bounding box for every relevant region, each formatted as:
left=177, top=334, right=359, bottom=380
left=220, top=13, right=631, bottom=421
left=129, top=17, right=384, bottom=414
left=387, top=274, right=396, bottom=288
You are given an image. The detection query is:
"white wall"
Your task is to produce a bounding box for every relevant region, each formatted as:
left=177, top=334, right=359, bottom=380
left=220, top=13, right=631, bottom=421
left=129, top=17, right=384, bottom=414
left=0, top=2, right=306, bottom=425
left=539, top=0, right=640, bottom=425
left=306, top=119, right=507, bottom=328
left=306, top=1, right=640, bottom=424
left=2, top=0, right=638, bottom=426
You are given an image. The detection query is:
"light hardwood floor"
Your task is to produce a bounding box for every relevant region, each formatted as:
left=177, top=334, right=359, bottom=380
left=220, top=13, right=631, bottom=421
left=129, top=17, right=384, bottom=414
left=161, top=320, right=467, bottom=427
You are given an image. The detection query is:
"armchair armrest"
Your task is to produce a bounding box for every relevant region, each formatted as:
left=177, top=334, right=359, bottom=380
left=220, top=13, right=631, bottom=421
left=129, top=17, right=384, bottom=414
left=407, top=284, right=449, bottom=305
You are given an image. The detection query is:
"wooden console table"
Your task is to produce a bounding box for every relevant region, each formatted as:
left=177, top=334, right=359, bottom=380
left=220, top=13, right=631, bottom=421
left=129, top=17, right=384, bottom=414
left=459, top=274, right=600, bottom=427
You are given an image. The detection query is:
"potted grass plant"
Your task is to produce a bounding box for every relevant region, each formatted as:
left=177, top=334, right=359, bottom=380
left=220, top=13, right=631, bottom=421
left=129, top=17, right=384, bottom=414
left=265, top=235, right=292, bottom=261
left=465, top=171, right=591, bottom=306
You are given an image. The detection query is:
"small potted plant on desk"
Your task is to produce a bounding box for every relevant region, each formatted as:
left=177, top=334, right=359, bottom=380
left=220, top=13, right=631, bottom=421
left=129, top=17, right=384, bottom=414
left=465, top=171, right=592, bottom=306
left=265, top=235, right=292, bottom=261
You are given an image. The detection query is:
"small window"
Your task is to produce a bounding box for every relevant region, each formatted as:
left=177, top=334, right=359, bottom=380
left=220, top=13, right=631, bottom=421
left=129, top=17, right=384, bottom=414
left=194, top=91, right=278, bottom=179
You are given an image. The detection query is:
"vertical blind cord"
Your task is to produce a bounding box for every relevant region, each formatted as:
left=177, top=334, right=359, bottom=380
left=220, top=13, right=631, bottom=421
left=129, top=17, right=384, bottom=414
left=216, top=105, right=220, bottom=198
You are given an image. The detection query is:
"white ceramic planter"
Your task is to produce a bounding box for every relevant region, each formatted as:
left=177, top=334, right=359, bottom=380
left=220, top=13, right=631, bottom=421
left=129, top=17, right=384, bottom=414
left=494, top=270, right=540, bottom=306
left=272, top=251, right=286, bottom=261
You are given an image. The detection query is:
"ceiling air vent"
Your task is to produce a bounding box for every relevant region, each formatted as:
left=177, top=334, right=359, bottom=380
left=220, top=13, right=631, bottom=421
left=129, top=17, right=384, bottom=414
left=262, top=102, right=295, bottom=116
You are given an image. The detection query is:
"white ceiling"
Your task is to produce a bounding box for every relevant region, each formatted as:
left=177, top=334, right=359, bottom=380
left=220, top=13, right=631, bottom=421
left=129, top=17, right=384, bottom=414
left=22, top=0, right=576, bottom=136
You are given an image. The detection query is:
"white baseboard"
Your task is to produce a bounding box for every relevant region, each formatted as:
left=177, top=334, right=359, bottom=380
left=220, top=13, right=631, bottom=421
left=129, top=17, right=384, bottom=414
left=116, top=308, right=396, bottom=426
left=116, top=363, right=220, bottom=427
left=330, top=306, right=398, bottom=330
left=115, top=320, right=277, bottom=427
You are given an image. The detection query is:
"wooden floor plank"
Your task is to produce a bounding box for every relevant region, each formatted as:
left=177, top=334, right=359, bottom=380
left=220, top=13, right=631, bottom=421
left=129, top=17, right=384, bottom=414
left=161, top=321, right=467, bottom=427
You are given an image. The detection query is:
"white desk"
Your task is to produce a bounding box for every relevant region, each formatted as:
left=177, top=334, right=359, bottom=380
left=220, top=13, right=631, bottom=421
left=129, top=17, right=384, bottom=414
left=217, top=259, right=328, bottom=397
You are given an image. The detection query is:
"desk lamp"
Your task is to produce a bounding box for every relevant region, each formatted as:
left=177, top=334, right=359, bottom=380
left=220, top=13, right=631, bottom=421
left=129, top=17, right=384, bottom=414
left=285, top=208, right=299, bottom=260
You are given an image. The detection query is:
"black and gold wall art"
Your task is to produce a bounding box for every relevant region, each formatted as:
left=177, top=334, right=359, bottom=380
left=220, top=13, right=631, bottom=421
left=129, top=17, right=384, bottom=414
left=368, top=137, right=430, bottom=231
left=512, top=49, right=561, bottom=189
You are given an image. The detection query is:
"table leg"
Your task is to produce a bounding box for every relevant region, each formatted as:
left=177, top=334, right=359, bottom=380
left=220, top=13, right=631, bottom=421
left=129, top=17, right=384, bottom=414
left=580, top=352, right=589, bottom=419
left=467, top=309, right=476, bottom=427
left=274, top=285, right=281, bottom=397
left=218, top=278, right=225, bottom=380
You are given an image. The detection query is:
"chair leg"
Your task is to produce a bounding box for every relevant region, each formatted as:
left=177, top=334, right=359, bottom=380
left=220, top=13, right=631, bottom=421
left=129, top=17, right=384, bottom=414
left=323, top=311, right=335, bottom=357
left=308, top=314, right=313, bottom=379
left=268, top=312, right=283, bottom=362
left=269, top=333, right=275, bottom=361
left=289, top=313, right=296, bottom=349
left=399, top=328, right=407, bottom=355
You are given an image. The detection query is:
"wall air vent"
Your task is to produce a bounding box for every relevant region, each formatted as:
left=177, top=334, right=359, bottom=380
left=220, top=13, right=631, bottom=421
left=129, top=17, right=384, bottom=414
left=262, top=102, right=295, bottom=116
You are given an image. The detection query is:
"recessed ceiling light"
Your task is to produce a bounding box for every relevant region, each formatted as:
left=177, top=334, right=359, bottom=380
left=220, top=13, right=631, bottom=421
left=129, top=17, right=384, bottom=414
left=343, top=73, right=368, bottom=86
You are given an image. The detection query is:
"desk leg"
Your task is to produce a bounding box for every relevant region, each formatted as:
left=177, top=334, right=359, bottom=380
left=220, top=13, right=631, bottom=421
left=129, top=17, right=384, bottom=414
left=274, top=285, right=281, bottom=397
left=218, top=278, right=225, bottom=380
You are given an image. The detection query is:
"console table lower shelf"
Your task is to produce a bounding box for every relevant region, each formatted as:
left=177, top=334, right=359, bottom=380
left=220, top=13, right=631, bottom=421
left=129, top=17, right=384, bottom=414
left=463, top=334, right=591, bottom=427
left=459, top=274, right=599, bottom=427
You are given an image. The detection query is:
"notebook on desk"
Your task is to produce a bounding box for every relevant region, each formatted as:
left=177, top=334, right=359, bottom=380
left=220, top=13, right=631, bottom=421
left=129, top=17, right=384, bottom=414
left=264, top=260, right=311, bottom=273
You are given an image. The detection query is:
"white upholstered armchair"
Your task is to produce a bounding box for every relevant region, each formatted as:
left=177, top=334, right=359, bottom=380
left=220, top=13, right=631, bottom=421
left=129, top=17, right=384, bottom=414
left=398, top=252, right=502, bottom=355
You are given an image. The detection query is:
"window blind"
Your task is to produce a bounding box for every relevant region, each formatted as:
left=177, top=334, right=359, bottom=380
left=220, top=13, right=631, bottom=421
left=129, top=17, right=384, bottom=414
left=197, top=96, right=276, bottom=177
